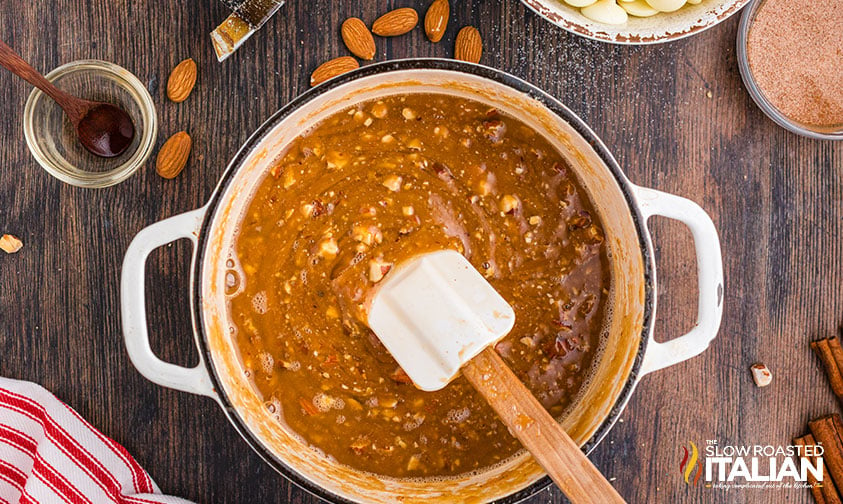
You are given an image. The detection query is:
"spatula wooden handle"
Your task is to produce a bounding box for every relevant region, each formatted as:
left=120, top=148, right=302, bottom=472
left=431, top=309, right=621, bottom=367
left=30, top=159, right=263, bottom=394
left=462, top=347, right=626, bottom=504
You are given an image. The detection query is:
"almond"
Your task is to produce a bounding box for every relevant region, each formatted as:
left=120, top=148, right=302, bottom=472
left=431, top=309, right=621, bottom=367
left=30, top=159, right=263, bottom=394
left=166, top=58, right=197, bottom=103
left=0, top=234, right=23, bottom=254
left=311, top=56, right=359, bottom=86
left=372, top=8, right=418, bottom=37
left=750, top=363, right=773, bottom=387
left=455, top=26, right=482, bottom=63
left=156, top=131, right=192, bottom=179
left=341, top=18, right=376, bottom=60
left=424, top=0, right=450, bottom=43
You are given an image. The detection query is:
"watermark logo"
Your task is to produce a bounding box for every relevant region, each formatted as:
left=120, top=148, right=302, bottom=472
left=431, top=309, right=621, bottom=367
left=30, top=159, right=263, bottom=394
left=677, top=439, right=824, bottom=490
left=679, top=441, right=703, bottom=486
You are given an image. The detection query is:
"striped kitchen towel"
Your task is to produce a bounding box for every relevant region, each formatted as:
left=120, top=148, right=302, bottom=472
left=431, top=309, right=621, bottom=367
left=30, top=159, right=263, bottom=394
left=0, top=377, right=193, bottom=504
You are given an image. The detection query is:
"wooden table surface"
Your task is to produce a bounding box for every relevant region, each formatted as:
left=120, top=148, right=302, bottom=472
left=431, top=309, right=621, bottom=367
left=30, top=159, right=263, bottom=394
left=1, top=1, right=841, bottom=503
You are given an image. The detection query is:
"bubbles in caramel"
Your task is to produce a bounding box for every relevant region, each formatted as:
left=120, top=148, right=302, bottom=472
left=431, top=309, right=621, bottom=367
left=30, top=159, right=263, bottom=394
left=229, top=94, right=611, bottom=478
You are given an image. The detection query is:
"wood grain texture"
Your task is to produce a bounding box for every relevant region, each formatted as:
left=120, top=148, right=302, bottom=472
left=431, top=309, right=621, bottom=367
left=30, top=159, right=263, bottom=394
left=0, top=39, right=88, bottom=122
left=463, top=348, right=625, bottom=504
left=0, top=1, right=841, bottom=503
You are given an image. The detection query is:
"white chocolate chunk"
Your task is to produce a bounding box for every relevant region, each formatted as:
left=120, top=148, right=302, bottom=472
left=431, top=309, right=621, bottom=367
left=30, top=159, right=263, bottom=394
left=620, top=0, right=659, bottom=16
left=499, top=194, right=521, bottom=214
left=402, top=108, right=417, bottom=120
left=563, top=0, right=598, bottom=7
left=644, top=0, right=686, bottom=12
left=317, top=237, right=338, bottom=259
left=382, top=175, right=403, bottom=192
left=581, top=0, right=629, bottom=24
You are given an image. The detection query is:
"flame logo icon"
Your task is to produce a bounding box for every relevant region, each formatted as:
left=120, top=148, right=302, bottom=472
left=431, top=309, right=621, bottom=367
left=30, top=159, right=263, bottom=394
left=679, top=441, right=703, bottom=486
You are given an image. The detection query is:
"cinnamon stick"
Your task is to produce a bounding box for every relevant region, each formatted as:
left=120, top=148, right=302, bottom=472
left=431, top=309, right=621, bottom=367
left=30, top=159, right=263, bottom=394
left=795, top=433, right=842, bottom=504
left=829, top=338, right=843, bottom=377
left=811, top=338, right=843, bottom=404
left=810, top=415, right=843, bottom=493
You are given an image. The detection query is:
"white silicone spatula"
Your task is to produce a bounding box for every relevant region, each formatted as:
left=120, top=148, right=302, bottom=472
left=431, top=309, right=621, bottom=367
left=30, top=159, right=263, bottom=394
left=368, top=250, right=626, bottom=504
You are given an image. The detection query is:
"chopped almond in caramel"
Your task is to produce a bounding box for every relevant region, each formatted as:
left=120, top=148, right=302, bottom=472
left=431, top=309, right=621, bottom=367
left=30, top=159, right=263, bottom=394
left=229, top=94, right=610, bottom=478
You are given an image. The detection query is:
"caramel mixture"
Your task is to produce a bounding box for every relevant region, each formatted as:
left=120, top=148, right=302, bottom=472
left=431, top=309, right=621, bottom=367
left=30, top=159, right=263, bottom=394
left=228, top=94, right=610, bottom=478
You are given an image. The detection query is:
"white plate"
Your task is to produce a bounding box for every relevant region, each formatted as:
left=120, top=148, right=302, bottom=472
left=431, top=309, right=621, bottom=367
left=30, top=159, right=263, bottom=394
left=521, top=0, right=749, bottom=44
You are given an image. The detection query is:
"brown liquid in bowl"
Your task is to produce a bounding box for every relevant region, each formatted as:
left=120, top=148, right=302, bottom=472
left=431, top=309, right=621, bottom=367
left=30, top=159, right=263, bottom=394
left=228, top=94, right=611, bottom=478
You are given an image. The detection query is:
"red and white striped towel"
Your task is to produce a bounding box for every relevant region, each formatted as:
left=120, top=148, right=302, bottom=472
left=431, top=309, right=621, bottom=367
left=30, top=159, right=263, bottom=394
left=0, top=377, right=193, bottom=504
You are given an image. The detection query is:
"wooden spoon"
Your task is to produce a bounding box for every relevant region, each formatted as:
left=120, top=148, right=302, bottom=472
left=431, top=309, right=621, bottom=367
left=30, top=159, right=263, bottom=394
left=0, top=40, right=134, bottom=158
left=462, top=348, right=624, bottom=503
left=366, top=250, right=626, bottom=504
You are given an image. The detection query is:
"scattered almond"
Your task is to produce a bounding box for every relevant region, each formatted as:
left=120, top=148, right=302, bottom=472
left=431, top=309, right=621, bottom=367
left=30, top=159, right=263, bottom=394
left=341, top=18, right=376, bottom=60
left=166, top=58, right=197, bottom=103
left=156, top=131, right=192, bottom=179
left=424, top=0, right=450, bottom=43
left=0, top=234, right=23, bottom=254
left=455, top=26, right=482, bottom=63
left=750, top=363, right=773, bottom=387
left=372, top=8, right=419, bottom=37
left=311, top=56, right=360, bottom=87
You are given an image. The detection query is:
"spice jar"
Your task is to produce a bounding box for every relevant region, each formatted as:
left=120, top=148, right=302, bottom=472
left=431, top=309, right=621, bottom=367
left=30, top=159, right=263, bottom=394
left=737, top=0, right=843, bottom=140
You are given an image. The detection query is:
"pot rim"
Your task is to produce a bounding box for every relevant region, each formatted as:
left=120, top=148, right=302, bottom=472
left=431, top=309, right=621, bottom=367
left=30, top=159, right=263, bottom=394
left=191, top=58, right=655, bottom=504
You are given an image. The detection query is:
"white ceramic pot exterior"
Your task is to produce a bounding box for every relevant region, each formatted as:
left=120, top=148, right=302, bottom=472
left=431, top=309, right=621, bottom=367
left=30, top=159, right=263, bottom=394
left=120, top=187, right=722, bottom=395
left=120, top=60, right=724, bottom=503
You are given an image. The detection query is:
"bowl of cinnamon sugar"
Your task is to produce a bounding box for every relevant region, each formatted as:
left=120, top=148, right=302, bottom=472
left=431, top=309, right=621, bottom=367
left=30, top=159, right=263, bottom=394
left=737, top=0, right=843, bottom=140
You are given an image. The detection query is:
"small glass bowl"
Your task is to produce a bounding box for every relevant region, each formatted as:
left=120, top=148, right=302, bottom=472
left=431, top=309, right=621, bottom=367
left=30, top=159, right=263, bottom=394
left=23, top=60, right=158, bottom=187
left=737, top=0, right=843, bottom=141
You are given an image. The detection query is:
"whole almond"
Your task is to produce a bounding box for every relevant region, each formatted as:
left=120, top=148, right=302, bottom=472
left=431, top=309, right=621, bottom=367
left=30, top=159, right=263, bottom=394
left=311, top=56, right=360, bottom=86
left=167, top=58, right=197, bottom=103
left=156, top=131, right=192, bottom=179
left=455, top=26, right=482, bottom=63
left=372, top=8, right=418, bottom=37
left=0, top=234, right=22, bottom=254
left=424, top=0, right=450, bottom=43
left=341, top=18, right=376, bottom=60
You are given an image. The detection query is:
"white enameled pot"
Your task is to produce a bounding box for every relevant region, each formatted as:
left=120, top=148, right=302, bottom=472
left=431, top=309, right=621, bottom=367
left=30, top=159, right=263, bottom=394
left=120, top=60, right=723, bottom=504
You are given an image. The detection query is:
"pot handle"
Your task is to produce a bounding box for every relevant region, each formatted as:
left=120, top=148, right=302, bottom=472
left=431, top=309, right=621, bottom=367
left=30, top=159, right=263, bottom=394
left=120, top=208, right=217, bottom=398
left=634, top=186, right=724, bottom=376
